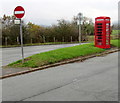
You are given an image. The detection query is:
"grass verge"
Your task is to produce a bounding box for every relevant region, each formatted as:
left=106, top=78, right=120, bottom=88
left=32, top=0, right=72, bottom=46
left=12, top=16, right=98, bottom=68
left=111, top=39, right=120, bottom=48
left=8, top=39, right=119, bottom=68
left=8, top=43, right=105, bottom=68
left=112, top=30, right=120, bottom=35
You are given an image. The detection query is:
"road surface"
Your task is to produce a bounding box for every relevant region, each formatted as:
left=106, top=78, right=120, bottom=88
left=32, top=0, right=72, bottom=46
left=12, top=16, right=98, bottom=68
left=2, top=51, right=118, bottom=102
left=1, top=43, right=80, bottom=66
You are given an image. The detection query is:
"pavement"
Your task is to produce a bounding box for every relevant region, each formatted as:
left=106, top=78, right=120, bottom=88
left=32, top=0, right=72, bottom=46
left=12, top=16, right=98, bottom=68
left=2, top=67, right=30, bottom=76
left=2, top=51, right=118, bottom=101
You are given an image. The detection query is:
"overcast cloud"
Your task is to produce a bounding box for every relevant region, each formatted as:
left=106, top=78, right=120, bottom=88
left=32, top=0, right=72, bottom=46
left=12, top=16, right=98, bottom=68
left=1, top=0, right=119, bottom=26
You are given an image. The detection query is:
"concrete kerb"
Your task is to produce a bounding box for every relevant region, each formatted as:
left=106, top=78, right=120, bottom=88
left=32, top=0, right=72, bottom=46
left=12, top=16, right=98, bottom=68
left=0, top=48, right=119, bottom=79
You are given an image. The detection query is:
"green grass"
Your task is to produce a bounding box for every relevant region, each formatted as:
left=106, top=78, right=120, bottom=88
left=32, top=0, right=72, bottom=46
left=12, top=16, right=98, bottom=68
left=8, top=39, right=119, bottom=68
left=8, top=43, right=105, bottom=68
left=112, top=30, right=120, bottom=35
left=111, top=39, right=120, bottom=48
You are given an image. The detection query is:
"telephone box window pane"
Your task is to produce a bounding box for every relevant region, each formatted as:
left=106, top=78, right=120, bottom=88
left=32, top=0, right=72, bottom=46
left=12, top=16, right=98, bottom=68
left=96, top=19, right=104, bottom=21
left=98, top=42, right=102, bottom=45
left=97, top=23, right=102, bottom=25
left=106, top=23, right=110, bottom=25
left=98, top=37, right=102, bottom=39
left=98, top=29, right=102, bottom=31
left=106, top=29, right=109, bottom=31
left=106, top=19, right=110, bottom=21
left=106, top=37, right=109, bottom=39
left=106, top=40, right=109, bottom=45
left=97, top=26, right=102, bottom=28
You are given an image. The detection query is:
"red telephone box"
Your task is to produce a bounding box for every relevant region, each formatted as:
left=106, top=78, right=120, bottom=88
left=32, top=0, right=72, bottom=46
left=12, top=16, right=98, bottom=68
left=95, top=16, right=111, bottom=49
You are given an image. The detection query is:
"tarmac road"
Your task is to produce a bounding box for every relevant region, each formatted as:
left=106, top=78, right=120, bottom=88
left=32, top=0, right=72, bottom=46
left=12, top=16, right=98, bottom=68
left=2, top=51, right=118, bottom=102
left=1, top=43, right=80, bottom=66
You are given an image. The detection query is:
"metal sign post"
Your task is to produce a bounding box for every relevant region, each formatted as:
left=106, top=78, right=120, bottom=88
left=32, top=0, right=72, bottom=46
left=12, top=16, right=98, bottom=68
left=78, top=20, right=81, bottom=45
left=77, top=13, right=83, bottom=45
left=14, top=6, right=25, bottom=63
left=20, top=19, right=24, bottom=63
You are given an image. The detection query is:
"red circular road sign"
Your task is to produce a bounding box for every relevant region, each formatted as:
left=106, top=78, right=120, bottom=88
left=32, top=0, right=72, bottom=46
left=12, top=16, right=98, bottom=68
left=14, top=6, right=25, bottom=19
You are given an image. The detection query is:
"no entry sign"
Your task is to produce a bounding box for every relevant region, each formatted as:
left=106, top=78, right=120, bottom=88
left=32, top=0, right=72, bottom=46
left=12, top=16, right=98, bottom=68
left=14, top=6, right=25, bottom=19
left=14, top=6, right=25, bottom=63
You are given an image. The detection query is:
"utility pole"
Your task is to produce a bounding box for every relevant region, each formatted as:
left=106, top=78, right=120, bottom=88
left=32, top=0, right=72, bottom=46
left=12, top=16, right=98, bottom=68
left=78, top=13, right=83, bottom=45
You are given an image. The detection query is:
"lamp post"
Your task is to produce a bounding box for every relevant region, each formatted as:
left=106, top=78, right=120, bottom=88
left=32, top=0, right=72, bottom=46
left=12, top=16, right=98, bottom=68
left=77, top=13, right=83, bottom=44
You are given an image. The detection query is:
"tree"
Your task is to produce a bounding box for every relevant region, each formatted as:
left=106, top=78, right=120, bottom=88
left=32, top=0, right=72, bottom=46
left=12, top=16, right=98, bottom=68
left=26, top=22, right=45, bottom=43
left=2, top=15, right=26, bottom=45
left=1, top=14, right=94, bottom=45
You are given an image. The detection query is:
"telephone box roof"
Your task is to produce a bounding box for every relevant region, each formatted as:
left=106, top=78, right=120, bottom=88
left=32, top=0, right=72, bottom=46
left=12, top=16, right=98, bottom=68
left=95, top=16, right=110, bottom=19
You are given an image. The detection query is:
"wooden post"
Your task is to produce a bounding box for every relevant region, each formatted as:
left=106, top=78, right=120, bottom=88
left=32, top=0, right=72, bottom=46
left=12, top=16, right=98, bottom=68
left=17, top=36, right=19, bottom=44
left=71, top=36, right=73, bottom=43
left=31, top=38, right=32, bottom=44
left=54, top=37, right=56, bottom=42
left=5, top=37, right=7, bottom=47
left=62, top=36, right=64, bottom=42
left=43, top=36, right=46, bottom=43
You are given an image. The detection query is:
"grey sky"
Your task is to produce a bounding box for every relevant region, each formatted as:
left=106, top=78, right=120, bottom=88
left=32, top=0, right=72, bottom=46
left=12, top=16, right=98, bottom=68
left=1, top=0, right=119, bottom=26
